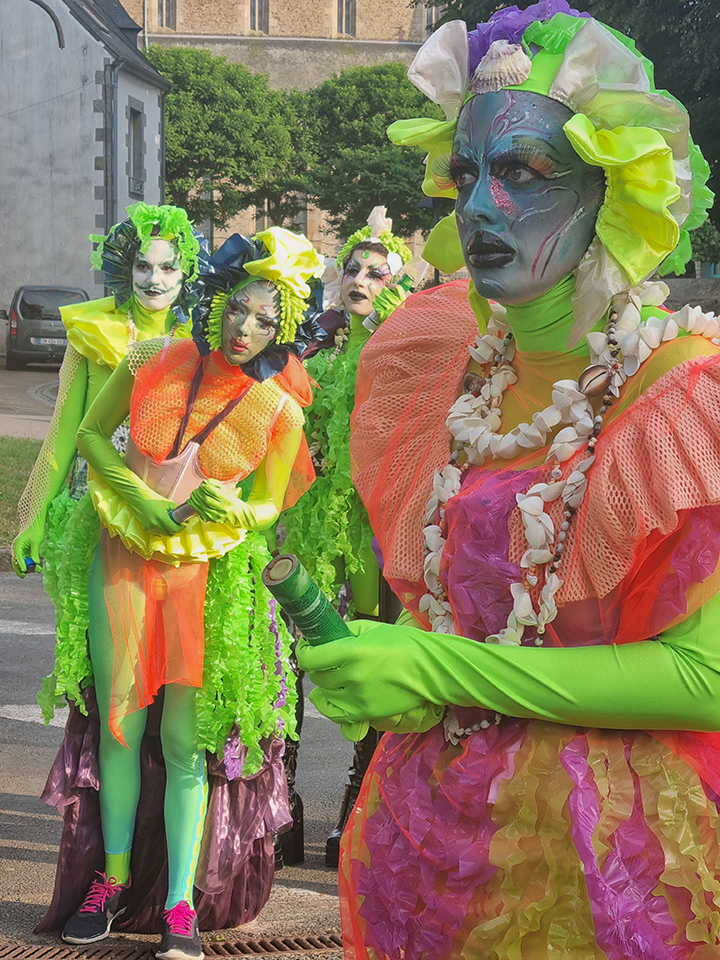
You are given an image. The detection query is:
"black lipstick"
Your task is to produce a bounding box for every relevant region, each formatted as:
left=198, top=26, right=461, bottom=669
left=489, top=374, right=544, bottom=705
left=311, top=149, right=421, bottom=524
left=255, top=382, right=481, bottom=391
left=466, top=231, right=514, bottom=269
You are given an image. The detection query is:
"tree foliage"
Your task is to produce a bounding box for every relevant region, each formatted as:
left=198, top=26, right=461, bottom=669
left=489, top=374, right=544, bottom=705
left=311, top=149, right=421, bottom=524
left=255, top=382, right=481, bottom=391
left=303, top=63, right=449, bottom=236
left=420, top=0, right=719, bottom=227
left=146, top=46, right=310, bottom=228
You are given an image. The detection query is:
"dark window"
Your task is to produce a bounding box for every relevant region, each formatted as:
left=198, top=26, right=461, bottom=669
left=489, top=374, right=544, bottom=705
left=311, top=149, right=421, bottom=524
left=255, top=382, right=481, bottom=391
left=250, top=0, right=269, bottom=32
left=337, top=0, right=355, bottom=35
left=157, top=0, right=176, bottom=30
left=19, top=290, right=86, bottom=320
left=129, top=108, right=143, bottom=182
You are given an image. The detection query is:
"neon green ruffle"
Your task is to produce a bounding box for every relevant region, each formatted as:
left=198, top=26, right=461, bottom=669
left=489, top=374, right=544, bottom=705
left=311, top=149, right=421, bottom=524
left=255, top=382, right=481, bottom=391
left=39, top=511, right=296, bottom=774
left=282, top=340, right=374, bottom=602
left=200, top=531, right=298, bottom=776
left=38, top=490, right=100, bottom=720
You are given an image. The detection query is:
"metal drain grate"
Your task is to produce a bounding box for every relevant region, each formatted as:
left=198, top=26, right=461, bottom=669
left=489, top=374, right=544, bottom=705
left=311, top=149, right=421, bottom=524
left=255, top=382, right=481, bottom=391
left=0, top=934, right=343, bottom=960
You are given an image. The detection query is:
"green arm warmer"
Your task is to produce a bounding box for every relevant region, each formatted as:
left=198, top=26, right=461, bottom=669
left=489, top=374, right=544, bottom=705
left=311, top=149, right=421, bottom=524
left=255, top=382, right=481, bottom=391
left=76, top=358, right=180, bottom=536
left=298, top=592, right=720, bottom=734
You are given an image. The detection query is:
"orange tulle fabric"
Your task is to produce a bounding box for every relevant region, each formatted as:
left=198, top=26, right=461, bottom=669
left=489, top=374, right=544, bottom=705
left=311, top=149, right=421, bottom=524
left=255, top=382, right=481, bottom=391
left=129, top=340, right=314, bottom=507
left=351, top=281, right=478, bottom=616
left=101, top=532, right=208, bottom=745
left=352, top=284, right=720, bottom=640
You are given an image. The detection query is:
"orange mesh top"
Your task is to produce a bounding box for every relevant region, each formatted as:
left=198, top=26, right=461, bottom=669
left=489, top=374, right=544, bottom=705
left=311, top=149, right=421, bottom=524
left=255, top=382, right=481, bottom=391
left=130, top=339, right=314, bottom=509
left=352, top=282, right=720, bottom=640
left=351, top=281, right=478, bottom=602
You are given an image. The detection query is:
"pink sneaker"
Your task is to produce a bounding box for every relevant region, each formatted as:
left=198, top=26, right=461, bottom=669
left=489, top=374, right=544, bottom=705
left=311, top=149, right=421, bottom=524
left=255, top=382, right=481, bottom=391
left=156, top=900, right=202, bottom=960
left=62, top=872, right=130, bottom=943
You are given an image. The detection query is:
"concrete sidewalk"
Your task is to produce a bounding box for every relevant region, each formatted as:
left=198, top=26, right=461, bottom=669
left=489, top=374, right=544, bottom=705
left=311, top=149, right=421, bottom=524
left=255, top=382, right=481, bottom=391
left=0, top=369, right=57, bottom=440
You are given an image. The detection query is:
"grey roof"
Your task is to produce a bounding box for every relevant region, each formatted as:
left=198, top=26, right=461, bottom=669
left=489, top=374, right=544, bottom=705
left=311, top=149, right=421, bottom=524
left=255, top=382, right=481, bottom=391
left=59, top=0, right=172, bottom=89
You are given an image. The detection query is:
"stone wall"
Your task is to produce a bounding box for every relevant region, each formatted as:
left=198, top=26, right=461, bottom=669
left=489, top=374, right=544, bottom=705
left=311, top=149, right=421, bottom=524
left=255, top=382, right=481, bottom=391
left=149, top=34, right=420, bottom=89
left=664, top=279, right=720, bottom=314
left=123, top=0, right=426, bottom=43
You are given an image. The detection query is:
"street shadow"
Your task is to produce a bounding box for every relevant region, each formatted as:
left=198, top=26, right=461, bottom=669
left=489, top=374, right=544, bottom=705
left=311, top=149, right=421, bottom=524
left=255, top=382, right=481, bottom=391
left=0, top=791, right=61, bottom=857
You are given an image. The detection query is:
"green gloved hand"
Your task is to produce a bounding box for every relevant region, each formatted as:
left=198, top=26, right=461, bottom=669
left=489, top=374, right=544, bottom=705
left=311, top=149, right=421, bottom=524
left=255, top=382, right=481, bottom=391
left=130, top=496, right=182, bottom=536
left=187, top=479, right=261, bottom=529
left=372, top=284, right=409, bottom=325
left=12, top=515, right=45, bottom=577
left=296, top=599, right=720, bottom=734
left=298, top=619, right=446, bottom=735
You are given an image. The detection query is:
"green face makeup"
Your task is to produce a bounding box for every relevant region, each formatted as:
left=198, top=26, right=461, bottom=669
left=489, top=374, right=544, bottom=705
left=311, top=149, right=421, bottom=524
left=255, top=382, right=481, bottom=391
left=452, top=90, right=606, bottom=306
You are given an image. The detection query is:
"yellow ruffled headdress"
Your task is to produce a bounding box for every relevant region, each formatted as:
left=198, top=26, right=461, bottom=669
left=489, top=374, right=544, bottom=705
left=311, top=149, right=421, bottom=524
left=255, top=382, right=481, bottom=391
left=388, top=2, right=713, bottom=344
left=202, top=227, right=324, bottom=349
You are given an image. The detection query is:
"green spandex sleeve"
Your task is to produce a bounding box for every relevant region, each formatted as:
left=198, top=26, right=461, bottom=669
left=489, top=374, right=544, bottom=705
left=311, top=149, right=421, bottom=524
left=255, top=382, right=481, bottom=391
left=76, top=358, right=180, bottom=537
left=298, top=592, right=720, bottom=733
left=12, top=352, right=91, bottom=574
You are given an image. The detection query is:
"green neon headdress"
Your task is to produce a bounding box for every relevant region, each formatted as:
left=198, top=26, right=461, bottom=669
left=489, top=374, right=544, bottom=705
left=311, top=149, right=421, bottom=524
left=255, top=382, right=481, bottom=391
left=388, top=4, right=713, bottom=344
left=89, top=202, right=201, bottom=311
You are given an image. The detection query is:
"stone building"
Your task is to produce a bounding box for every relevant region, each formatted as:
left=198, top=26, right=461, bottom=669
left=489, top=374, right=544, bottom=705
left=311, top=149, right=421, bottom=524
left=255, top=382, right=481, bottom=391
left=113, top=0, right=437, bottom=255
left=119, top=0, right=437, bottom=90
left=1, top=0, right=170, bottom=313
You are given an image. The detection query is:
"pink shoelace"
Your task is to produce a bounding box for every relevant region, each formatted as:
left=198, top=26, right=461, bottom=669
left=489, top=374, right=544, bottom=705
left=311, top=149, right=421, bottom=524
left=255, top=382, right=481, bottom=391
left=79, top=872, right=125, bottom=913
left=163, top=900, right=197, bottom=935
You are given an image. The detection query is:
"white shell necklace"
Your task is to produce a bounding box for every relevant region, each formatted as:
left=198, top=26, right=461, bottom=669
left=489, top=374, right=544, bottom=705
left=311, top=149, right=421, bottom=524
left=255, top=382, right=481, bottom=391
left=420, top=281, right=720, bottom=646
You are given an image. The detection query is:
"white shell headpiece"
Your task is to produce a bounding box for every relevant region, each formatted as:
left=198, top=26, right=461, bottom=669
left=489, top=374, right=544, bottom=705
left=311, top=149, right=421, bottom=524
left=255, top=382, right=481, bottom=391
left=468, top=40, right=532, bottom=95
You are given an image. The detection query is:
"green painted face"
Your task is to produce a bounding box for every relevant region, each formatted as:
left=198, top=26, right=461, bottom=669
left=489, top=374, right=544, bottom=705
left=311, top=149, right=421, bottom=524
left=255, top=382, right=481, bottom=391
left=453, top=90, right=605, bottom=305
left=221, top=280, right=279, bottom=365
left=132, top=238, right=183, bottom=311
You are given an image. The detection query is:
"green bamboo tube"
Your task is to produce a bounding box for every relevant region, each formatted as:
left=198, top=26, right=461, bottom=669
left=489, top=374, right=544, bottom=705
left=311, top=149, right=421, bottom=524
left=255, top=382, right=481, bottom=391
left=262, top=554, right=352, bottom=645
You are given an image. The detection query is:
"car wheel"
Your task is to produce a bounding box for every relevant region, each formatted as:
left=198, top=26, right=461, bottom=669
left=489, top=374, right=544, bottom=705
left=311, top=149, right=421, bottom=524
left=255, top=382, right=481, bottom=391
left=5, top=353, right=25, bottom=370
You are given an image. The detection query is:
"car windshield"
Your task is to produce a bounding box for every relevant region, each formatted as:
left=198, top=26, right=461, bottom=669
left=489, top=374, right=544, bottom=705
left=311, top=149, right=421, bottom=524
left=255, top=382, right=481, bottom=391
left=19, top=289, right=85, bottom=320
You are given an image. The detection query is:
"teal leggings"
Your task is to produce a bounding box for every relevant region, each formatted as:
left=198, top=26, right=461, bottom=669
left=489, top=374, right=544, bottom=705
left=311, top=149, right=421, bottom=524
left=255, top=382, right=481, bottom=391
left=89, top=549, right=208, bottom=909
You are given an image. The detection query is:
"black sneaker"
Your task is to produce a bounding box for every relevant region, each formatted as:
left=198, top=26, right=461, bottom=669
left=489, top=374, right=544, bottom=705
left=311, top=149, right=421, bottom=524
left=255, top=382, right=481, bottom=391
left=156, top=901, right=203, bottom=960
left=62, top=872, right=131, bottom=944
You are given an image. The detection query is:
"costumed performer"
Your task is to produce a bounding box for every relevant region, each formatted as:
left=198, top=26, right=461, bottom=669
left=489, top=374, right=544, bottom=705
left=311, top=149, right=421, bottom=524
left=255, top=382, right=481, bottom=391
left=12, top=203, right=203, bottom=716
left=298, top=4, right=720, bottom=958
left=38, top=228, right=323, bottom=959
left=283, top=207, right=418, bottom=866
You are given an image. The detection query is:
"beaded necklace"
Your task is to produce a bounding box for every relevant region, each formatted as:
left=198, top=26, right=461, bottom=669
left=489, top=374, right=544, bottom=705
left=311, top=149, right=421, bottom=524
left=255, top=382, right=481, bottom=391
left=420, top=283, right=720, bottom=644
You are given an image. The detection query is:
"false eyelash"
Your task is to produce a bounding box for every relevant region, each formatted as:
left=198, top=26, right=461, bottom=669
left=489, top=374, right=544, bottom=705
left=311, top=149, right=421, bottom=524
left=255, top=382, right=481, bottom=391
left=430, top=153, right=460, bottom=192
left=494, top=144, right=557, bottom=179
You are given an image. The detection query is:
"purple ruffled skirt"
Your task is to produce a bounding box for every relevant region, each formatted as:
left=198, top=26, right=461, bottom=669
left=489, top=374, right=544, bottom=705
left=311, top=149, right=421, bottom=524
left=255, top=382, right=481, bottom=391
left=35, top=689, right=290, bottom=934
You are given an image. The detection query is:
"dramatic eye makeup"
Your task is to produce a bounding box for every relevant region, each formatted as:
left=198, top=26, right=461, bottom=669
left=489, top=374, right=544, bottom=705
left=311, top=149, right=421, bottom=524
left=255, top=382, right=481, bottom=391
left=434, top=136, right=568, bottom=192
left=343, top=258, right=391, bottom=283
left=431, top=153, right=477, bottom=192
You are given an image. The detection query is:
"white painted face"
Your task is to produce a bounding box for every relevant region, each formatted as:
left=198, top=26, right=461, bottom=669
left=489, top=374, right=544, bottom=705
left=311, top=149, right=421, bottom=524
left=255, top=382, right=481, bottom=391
left=340, top=249, right=392, bottom=318
left=132, top=238, right=183, bottom=311
left=221, top=280, right=279, bottom=366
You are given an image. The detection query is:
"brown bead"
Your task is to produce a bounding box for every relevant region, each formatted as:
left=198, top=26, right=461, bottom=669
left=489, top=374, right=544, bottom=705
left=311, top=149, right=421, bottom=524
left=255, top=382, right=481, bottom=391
left=578, top=364, right=612, bottom=398
left=463, top=372, right=484, bottom=397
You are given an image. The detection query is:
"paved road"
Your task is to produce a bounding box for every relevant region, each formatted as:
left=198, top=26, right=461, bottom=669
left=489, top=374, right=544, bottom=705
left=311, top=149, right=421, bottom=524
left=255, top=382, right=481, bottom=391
left=0, top=365, right=59, bottom=439
left=0, top=570, right=351, bottom=952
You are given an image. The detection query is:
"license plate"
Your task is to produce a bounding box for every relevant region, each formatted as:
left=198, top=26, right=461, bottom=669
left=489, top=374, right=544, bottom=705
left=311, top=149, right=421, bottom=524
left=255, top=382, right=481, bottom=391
left=32, top=338, right=67, bottom=346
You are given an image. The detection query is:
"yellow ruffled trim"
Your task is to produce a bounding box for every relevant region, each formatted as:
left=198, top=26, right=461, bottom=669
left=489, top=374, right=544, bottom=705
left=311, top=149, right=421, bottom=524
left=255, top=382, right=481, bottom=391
left=563, top=114, right=681, bottom=286
left=62, top=298, right=191, bottom=369
left=387, top=117, right=457, bottom=200
left=88, top=472, right=246, bottom=566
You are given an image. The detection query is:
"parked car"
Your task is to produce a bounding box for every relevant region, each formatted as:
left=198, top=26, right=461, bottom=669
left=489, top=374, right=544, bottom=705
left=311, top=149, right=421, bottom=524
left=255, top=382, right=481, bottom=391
left=2, top=285, right=89, bottom=370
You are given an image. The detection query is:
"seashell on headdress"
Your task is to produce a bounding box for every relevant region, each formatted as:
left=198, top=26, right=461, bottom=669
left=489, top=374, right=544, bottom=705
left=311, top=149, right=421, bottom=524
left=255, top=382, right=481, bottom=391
left=468, top=39, right=532, bottom=95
